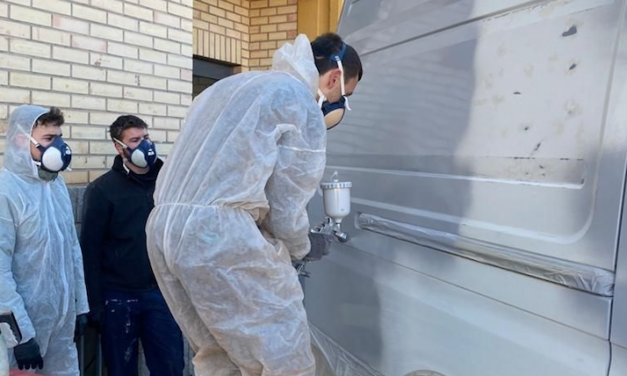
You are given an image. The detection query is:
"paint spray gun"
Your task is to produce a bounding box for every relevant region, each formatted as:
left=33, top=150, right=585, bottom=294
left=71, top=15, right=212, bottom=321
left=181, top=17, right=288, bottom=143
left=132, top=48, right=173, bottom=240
left=296, top=171, right=352, bottom=278
left=0, top=312, right=23, bottom=376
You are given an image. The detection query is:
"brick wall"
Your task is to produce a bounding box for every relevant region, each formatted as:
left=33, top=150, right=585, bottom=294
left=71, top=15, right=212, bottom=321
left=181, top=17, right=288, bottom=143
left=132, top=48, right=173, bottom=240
left=0, top=0, right=194, bottom=184
left=192, top=0, right=297, bottom=73
left=249, top=0, right=297, bottom=71
left=193, top=0, right=248, bottom=66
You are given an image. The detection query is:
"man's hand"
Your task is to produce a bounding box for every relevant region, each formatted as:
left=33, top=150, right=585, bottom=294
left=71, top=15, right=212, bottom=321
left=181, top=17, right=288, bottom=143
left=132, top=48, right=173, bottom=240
left=304, top=232, right=335, bottom=261
left=74, top=314, right=88, bottom=342
left=14, top=338, right=44, bottom=370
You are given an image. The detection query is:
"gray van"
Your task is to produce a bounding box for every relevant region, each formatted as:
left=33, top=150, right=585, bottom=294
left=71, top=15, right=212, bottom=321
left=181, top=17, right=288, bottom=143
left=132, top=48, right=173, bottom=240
left=305, top=1, right=627, bottom=375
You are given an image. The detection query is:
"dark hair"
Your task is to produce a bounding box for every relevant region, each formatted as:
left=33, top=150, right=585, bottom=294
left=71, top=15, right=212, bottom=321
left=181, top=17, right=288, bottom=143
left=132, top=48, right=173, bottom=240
left=110, top=115, right=148, bottom=141
left=311, top=33, right=363, bottom=81
left=36, top=107, right=64, bottom=127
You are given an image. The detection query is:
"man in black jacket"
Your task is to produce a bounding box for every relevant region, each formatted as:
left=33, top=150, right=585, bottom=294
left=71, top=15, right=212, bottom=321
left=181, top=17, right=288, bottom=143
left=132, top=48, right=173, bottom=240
left=80, top=115, right=184, bottom=376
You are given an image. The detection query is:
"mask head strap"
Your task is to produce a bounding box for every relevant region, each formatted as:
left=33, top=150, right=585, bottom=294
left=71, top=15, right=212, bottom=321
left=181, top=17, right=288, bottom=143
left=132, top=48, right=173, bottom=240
left=113, top=138, right=128, bottom=149
left=329, top=44, right=351, bottom=111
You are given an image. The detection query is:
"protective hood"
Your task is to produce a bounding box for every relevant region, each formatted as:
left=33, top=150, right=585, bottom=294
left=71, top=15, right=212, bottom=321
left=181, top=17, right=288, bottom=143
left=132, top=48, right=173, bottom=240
left=5, top=105, right=48, bottom=179
left=272, top=34, right=319, bottom=96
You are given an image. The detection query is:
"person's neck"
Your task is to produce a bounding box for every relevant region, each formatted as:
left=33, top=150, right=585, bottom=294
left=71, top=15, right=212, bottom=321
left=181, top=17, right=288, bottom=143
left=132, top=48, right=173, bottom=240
left=123, top=159, right=150, bottom=175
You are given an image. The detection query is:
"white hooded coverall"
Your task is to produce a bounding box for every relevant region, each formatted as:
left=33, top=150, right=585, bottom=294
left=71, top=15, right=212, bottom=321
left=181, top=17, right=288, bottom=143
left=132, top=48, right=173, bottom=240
left=0, top=105, right=90, bottom=375
left=146, top=35, right=326, bottom=375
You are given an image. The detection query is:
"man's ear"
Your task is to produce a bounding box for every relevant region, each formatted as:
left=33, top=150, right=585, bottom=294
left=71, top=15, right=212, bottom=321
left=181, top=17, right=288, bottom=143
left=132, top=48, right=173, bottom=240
left=113, top=141, right=124, bottom=155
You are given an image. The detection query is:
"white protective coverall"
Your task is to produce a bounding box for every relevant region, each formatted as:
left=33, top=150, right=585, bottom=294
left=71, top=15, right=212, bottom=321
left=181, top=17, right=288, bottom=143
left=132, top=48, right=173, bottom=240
left=146, top=35, right=326, bottom=376
left=0, top=105, right=89, bottom=375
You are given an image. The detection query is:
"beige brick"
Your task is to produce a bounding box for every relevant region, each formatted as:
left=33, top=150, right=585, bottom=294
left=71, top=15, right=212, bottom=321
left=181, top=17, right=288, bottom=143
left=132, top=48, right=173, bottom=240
left=226, top=12, right=242, bottom=22
left=226, top=28, right=241, bottom=39
left=72, top=35, right=107, bottom=52
left=234, top=5, right=248, bottom=16
left=53, top=77, right=88, bottom=94
left=249, top=9, right=260, bottom=17
left=218, top=18, right=234, bottom=29
left=72, top=155, right=107, bottom=169
left=65, top=140, right=88, bottom=154
left=0, top=71, right=7, bottom=86
left=234, top=22, right=248, bottom=34
left=138, top=75, right=166, bottom=90
left=154, top=64, right=179, bottom=79
left=32, top=27, right=71, bottom=46
left=90, top=112, right=119, bottom=126
left=73, top=4, right=107, bottom=23
left=154, top=11, right=180, bottom=28
left=33, top=0, right=71, bottom=15
left=181, top=19, right=193, bottom=32
left=154, top=39, right=180, bottom=54
left=180, top=69, right=192, bottom=81
left=53, top=46, right=89, bottom=64
left=278, top=22, right=297, bottom=31
left=108, top=71, right=139, bottom=85
left=168, top=3, right=191, bottom=19
left=125, top=32, right=153, bottom=47
left=108, top=99, right=138, bottom=113
left=108, top=14, right=139, bottom=31
left=32, top=59, right=70, bottom=76
left=168, top=79, right=192, bottom=93
left=0, top=19, right=30, bottom=39
left=167, top=130, right=180, bottom=142
left=92, top=0, right=124, bottom=14
left=180, top=94, right=192, bottom=106
left=277, top=5, right=297, bottom=15
left=260, top=7, right=276, bottom=16
left=90, top=82, right=123, bottom=98
left=250, top=0, right=268, bottom=9
left=250, top=50, right=267, bottom=59
left=71, top=126, right=106, bottom=140
left=164, top=53, right=189, bottom=69
left=260, top=41, right=276, bottom=50
left=251, top=17, right=267, bottom=26
left=168, top=105, right=187, bottom=118
left=124, top=3, right=153, bottom=21
left=91, top=24, right=124, bottom=42
left=140, top=0, right=167, bottom=12
left=11, top=5, right=51, bottom=27
left=123, top=87, right=153, bottom=101
left=9, top=72, right=48, bottom=90
left=157, top=143, right=172, bottom=155
left=209, top=5, right=226, bottom=18
left=32, top=91, right=70, bottom=107
left=200, top=12, right=218, bottom=24
left=148, top=129, right=167, bottom=142
left=269, top=15, right=287, bottom=23
left=124, top=59, right=153, bottom=74
left=73, top=95, right=106, bottom=110
left=61, top=171, right=89, bottom=184
left=154, top=91, right=179, bottom=104
left=139, top=103, right=166, bottom=116
left=250, top=33, right=267, bottom=42
left=168, top=28, right=191, bottom=44
left=139, top=48, right=167, bottom=64
left=181, top=44, right=193, bottom=57
left=194, top=1, right=208, bottom=12
left=89, top=140, right=115, bottom=153
left=269, top=0, right=287, bottom=6
left=0, top=37, right=7, bottom=52
left=153, top=117, right=179, bottom=130
left=0, top=87, right=30, bottom=104
left=10, top=39, right=50, bottom=58
left=64, top=110, right=89, bottom=124
left=140, top=21, right=167, bottom=38
left=108, top=42, right=138, bottom=58
left=268, top=31, right=287, bottom=40
left=72, top=65, right=106, bottom=81
left=260, top=58, right=272, bottom=66
left=52, top=15, right=89, bottom=35
left=91, top=53, right=123, bottom=69
left=0, top=2, right=7, bottom=17
left=260, top=24, right=277, bottom=33
left=218, top=0, right=234, bottom=11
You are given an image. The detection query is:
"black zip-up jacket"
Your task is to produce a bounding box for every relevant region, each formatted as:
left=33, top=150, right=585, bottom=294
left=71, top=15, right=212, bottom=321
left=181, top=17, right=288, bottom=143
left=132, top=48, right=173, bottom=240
left=80, top=155, right=163, bottom=320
